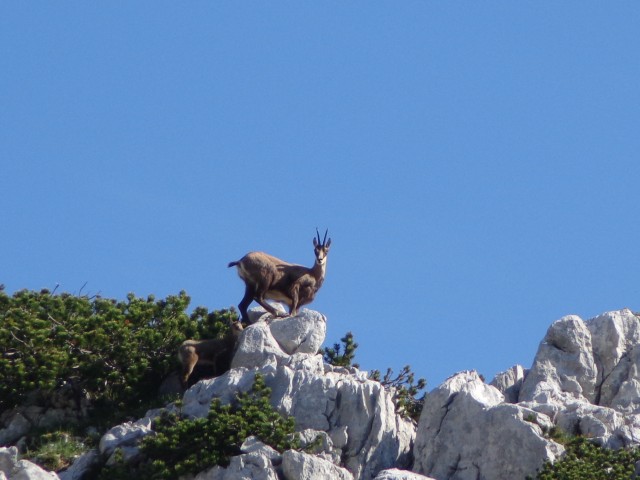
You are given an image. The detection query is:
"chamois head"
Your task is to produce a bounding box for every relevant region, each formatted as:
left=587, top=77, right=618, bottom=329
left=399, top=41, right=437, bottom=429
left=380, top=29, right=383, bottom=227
left=313, top=228, right=332, bottom=267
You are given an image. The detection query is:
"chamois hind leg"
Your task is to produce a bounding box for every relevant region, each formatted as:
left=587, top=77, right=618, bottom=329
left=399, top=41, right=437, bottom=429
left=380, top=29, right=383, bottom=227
left=238, top=285, right=254, bottom=324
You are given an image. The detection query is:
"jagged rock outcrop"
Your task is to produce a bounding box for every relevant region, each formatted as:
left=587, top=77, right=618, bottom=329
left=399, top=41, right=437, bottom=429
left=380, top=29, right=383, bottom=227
left=515, top=309, right=640, bottom=448
left=412, top=309, right=640, bottom=480
left=490, top=364, right=526, bottom=404
left=413, top=371, right=564, bottom=480
left=183, top=308, right=415, bottom=480
left=589, top=309, right=640, bottom=412
left=519, top=309, right=640, bottom=410
left=97, top=307, right=414, bottom=480
left=519, top=315, right=598, bottom=404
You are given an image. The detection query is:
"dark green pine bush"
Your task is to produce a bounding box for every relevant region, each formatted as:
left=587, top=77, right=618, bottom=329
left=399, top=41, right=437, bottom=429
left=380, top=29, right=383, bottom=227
left=0, top=288, right=236, bottom=421
left=323, top=331, right=359, bottom=368
left=535, top=436, right=640, bottom=480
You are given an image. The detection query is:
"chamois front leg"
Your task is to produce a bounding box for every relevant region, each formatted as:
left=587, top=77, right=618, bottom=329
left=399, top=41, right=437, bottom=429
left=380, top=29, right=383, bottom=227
left=180, top=347, right=198, bottom=389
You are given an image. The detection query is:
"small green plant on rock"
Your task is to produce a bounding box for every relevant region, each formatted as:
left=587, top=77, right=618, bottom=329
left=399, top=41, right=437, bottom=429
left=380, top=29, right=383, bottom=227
left=369, top=366, right=426, bottom=422
left=323, top=331, right=359, bottom=368
left=542, top=425, right=573, bottom=446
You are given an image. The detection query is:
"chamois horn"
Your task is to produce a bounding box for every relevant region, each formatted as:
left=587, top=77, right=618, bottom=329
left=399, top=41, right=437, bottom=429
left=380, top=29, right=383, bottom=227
left=316, top=228, right=329, bottom=247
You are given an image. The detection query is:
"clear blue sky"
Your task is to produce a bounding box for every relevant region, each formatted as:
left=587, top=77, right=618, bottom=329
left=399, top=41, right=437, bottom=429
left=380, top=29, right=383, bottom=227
left=2, top=3, right=639, bottom=389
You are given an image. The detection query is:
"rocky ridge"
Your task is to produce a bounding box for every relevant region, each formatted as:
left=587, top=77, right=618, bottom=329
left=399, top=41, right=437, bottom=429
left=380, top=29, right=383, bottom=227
left=3, top=307, right=640, bottom=480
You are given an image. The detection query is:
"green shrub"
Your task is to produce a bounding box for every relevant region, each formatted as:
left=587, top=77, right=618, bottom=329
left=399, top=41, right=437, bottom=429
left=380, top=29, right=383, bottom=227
left=535, top=436, right=640, bottom=480
left=101, top=374, right=299, bottom=480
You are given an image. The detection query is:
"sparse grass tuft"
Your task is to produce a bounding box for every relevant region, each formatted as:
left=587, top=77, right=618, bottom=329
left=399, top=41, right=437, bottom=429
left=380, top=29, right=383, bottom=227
left=24, top=431, right=88, bottom=471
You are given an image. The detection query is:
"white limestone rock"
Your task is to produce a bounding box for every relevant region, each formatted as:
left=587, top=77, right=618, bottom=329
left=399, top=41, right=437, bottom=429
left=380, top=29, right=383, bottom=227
left=513, top=309, right=640, bottom=448
left=587, top=309, right=640, bottom=412
left=272, top=364, right=414, bottom=479
left=0, top=447, right=59, bottom=480
left=11, top=462, right=60, bottom=480
left=231, top=322, right=290, bottom=369
left=239, top=436, right=281, bottom=462
left=0, top=448, right=18, bottom=479
left=373, top=469, right=436, bottom=480
left=231, top=309, right=327, bottom=370
left=519, top=315, right=597, bottom=404
left=246, top=303, right=288, bottom=324
left=413, top=371, right=564, bottom=480
left=190, top=437, right=295, bottom=480
left=490, top=365, right=526, bottom=404
left=282, top=450, right=353, bottom=480
left=192, top=452, right=279, bottom=480
left=192, top=465, right=224, bottom=480
left=268, top=310, right=326, bottom=355
left=297, top=429, right=341, bottom=465
left=98, top=416, right=154, bottom=457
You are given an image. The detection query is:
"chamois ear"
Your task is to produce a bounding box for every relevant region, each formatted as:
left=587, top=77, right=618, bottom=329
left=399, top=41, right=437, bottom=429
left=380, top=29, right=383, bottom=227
left=313, top=237, right=319, bottom=247
left=325, top=238, right=332, bottom=249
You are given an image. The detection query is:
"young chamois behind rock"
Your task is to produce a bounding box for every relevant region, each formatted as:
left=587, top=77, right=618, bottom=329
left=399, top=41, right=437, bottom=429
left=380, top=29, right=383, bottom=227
left=228, top=229, right=332, bottom=324
left=178, top=321, right=244, bottom=388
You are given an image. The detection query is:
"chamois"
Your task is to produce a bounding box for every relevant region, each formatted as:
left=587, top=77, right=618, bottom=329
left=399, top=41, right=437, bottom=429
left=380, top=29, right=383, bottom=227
left=228, top=229, right=332, bottom=324
left=178, top=321, right=244, bottom=388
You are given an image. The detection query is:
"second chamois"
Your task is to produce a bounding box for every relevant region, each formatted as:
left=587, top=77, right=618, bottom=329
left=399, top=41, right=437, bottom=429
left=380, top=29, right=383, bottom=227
left=228, top=229, right=332, bottom=324
left=178, top=321, right=244, bottom=388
